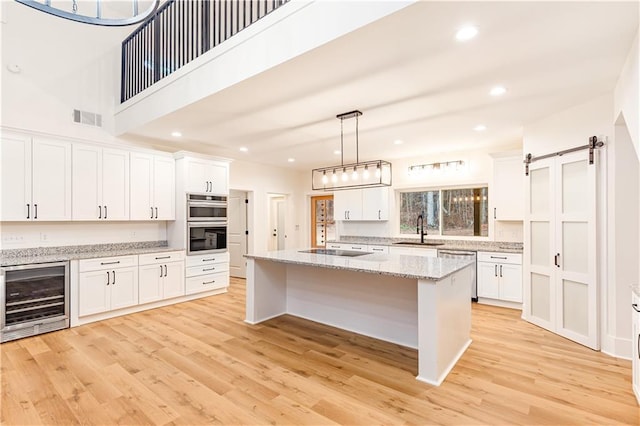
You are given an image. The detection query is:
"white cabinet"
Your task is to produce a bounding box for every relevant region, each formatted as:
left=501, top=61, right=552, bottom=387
left=72, top=144, right=129, bottom=220
left=632, top=292, right=640, bottom=404
left=367, top=245, right=389, bottom=254
left=334, top=187, right=389, bottom=221
left=78, top=255, right=139, bottom=317
left=388, top=246, right=438, bottom=257
left=130, top=152, right=175, bottom=220
left=492, top=155, right=524, bottom=221
left=477, top=252, right=522, bottom=303
left=184, top=157, right=228, bottom=194
left=138, top=251, right=185, bottom=304
left=185, top=252, right=229, bottom=294
left=0, top=135, right=71, bottom=221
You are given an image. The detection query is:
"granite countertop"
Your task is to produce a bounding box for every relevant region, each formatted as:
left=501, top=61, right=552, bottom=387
left=333, top=236, right=523, bottom=254
left=245, top=249, right=474, bottom=281
left=0, top=242, right=185, bottom=267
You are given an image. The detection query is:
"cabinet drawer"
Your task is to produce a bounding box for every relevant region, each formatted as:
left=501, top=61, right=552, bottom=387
left=186, top=252, right=229, bottom=268
left=185, top=272, right=228, bottom=295
left=477, top=252, right=522, bottom=264
left=186, top=262, right=229, bottom=278
left=139, top=250, right=185, bottom=266
left=342, top=244, right=367, bottom=251
left=367, top=245, right=389, bottom=254
left=326, top=243, right=345, bottom=250
left=79, top=255, right=138, bottom=272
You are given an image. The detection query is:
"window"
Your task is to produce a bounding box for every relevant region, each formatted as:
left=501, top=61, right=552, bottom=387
left=399, top=187, right=488, bottom=237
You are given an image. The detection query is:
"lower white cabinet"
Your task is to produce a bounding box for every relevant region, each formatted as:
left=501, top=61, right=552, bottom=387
left=78, top=255, right=139, bottom=317
left=138, top=251, right=185, bottom=304
left=185, top=252, right=230, bottom=295
left=367, top=245, right=389, bottom=254
left=477, top=252, right=523, bottom=303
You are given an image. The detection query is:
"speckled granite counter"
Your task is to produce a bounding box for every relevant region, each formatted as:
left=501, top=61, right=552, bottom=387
left=0, top=242, right=184, bottom=267
left=333, top=236, right=523, bottom=253
left=245, top=249, right=473, bottom=281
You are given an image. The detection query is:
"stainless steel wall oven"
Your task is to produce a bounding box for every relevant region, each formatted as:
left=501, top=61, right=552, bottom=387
left=1, top=261, right=69, bottom=343
left=187, top=193, right=227, bottom=221
left=187, top=222, right=228, bottom=255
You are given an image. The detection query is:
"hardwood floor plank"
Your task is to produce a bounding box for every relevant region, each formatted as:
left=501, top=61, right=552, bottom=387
left=2, top=277, right=637, bottom=425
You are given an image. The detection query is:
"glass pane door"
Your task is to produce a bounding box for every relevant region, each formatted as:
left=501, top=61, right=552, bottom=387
left=311, top=195, right=334, bottom=248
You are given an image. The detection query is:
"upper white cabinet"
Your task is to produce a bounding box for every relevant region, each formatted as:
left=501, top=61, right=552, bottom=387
left=184, top=157, right=228, bottom=194
left=1, top=135, right=71, bottom=221
left=492, top=155, right=524, bottom=221
left=130, top=152, right=175, bottom=220
left=334, top=187, right=389, bottom=221
left=72, top=144, right=129, bottom=220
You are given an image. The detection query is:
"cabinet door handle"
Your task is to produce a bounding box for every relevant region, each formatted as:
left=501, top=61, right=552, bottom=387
left=104, top=205, right=108, bottom=219
left=490, top=256, right=507, bottom=260
left=160, top=265, right=163, bottom=277
left=637, top=335, right=640, bottom=361
left=494, top=207, right=496, bottom=219
left=203, top=258, right=215, bottom=262
left=494, top=265, right=497, bottom=277
left=164, top=265, right=167, bottom=277
left=155, top=207, right=158, bottom=219
left=203, top=267, right=216, bottom=271
left=633, top=303, right=640, bottom=313
left=99, top=205, right=102, bottom=219
left=155, top=256, right=171, bottom=260
left=26, top=203, right=30, bottom=219
left=378, top=210, right=381, bottom=220
left=150, top=207, right=154, bottom=219
left=100, top=261, right=120, bottom=265
left=112, top=270, right=116, bottom=285
left=554, top=253, right=561, bottom=268
left=106, top=271, right=110, bottom=285
left=34, top=204, right=38, bottom=219
left=203, top=280, right=215, bottom=285
left=499, top=265, right=503, bottom=277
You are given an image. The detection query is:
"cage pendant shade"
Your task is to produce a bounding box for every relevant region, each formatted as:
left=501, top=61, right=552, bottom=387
left=312, top=110, right=392, bottom=191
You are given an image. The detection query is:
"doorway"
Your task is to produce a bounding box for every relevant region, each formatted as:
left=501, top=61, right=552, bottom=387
left=228, top=190, right=248, bottom=278
left=268, top=194, right=287, bottom=251
left=311, top=195, right=335, bottom=248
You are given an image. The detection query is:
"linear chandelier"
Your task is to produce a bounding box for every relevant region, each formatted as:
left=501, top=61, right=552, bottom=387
left=312, top=110, right=392, bottom=191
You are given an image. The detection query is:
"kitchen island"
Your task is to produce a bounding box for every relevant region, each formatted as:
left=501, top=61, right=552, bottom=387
left=245, top=249, right=474, bottom=386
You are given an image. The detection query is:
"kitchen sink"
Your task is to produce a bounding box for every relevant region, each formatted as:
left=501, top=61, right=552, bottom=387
left=392, top=241, right=445, bottom=247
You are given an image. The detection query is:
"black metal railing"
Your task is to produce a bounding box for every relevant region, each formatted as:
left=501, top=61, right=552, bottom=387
left=121, top=0, right=290, bottom=103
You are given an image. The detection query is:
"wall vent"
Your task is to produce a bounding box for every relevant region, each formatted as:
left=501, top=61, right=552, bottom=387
left=73, top=109, right=102, bottom=127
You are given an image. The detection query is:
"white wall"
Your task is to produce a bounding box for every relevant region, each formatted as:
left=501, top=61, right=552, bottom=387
left=523, top=93, right=638, bottom=358
left=614, top=33, right=640, bottom=158
left=0, top=221, right=166, bottom=250
left=230, top=160, right=307, bottom=254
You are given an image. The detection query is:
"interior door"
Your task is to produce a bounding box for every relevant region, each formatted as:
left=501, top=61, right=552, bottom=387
left=311, top=195, right=334, bottom=248
left=524, top=157, right=555, bottom=331
left=228, top=190, right=248, bottom=278
left=554, top=151, right=598, bottom=348
left=524, top=150, right=598, bottom=349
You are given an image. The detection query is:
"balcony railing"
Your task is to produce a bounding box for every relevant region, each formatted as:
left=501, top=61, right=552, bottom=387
left=121, top=0, right=290, bottom=103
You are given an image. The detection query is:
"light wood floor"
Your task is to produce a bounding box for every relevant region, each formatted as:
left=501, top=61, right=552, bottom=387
left=2, top=277, right=638, bottom=425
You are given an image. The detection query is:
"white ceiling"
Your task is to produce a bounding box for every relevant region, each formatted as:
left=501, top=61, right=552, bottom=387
left=3, top=1, right=639, bottom=171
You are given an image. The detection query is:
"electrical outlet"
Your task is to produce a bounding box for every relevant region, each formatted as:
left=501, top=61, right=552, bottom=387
left=40, top=233, right=48, bottom=241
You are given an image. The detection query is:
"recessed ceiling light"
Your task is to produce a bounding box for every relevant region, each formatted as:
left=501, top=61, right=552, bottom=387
left=490, top=86, right=507, bottom=96
left=239, top=147, right=248, bottom=152
left=334, top=150, right=341, bottom=155
left=287, top=158, right=295, bottom=163
left=455, top=25, right=478, bottom=41
left=473, top=124, right=487, bottom=132
left=171, top=131, right=182, bottom=137
left=393, top=139, right=404, bottom=145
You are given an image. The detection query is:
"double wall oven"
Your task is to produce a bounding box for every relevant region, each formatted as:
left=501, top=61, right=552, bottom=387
left=1, top=261, right=70, bottom=342
left=186, top=193, right=228, bottom=255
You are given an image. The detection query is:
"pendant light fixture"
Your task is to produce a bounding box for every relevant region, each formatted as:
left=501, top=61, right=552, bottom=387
left=312, top=110, right=392, bottom=191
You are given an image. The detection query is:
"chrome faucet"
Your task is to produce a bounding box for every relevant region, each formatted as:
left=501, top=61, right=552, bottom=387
left=417, top=214, right=427, bottom=243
